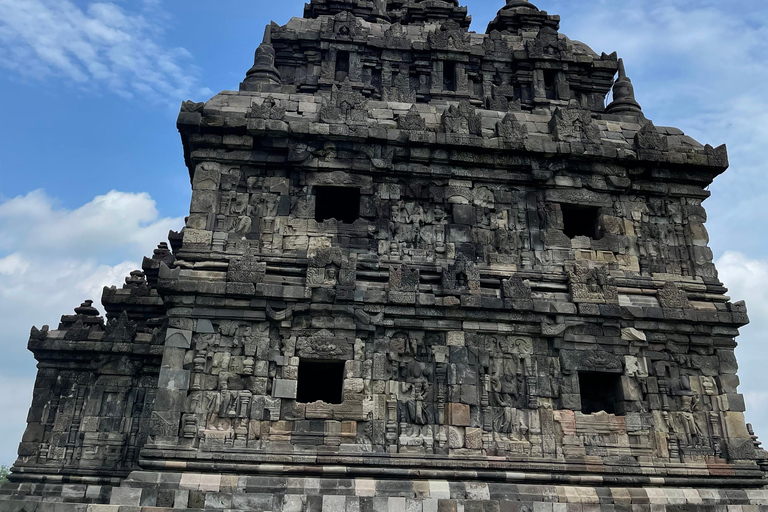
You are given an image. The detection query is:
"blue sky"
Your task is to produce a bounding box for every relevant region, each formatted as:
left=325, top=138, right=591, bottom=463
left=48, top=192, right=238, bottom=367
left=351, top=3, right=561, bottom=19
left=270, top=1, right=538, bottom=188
left=1, top=0, right=767, bottom=466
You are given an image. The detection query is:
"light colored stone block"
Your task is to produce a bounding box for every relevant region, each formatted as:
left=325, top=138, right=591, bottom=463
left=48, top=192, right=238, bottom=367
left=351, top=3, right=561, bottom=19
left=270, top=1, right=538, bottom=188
left=355, top=478, right=377, bottom=497
left=323, top=495, right=346, bottom=512
left=447, top=331, right=465, bottom=346
left=199, top=473, right=221, bottom=492
left=429, top=480, right=450, bottom=499
left=179, top=473, right=202, bottom=491
left=423, top=498, right=439, bottom=512
left=273, top=378, right=298, bottom=399
left=165, top=328, right=192, bottom=348
left=283, top=495, right=306, bottom=512
left=446, top=403, right=470, bottom=426
left=388, top=497, right=406, bottom=512
left=109, top=487, right=142, bottom=506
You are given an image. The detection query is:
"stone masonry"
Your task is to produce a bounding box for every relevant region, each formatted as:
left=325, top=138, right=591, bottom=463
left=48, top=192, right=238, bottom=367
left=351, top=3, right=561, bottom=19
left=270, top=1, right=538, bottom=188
left=3, top=0, right=768, bottom=511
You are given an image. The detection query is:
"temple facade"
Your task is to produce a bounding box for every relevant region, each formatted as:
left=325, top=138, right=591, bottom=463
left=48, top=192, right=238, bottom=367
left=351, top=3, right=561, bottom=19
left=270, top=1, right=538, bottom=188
left=3, top=0, right=768, bottom=510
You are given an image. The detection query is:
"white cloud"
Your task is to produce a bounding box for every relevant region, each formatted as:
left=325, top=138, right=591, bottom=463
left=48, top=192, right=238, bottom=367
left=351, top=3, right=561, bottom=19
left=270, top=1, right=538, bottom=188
left=717, top=252, right=768, bottom=318
left=0, top=253, right=29, bottom=275
left=717, top=251, right=768, bottom=440
left=0, top=190, right=182, bottom=465
left=0, top=376, right=36, bottom=467
left=0, top=189, right=182, bottom=332
left=0, top=189, right=180, bottom=259
left=0, top=0, right=212, bottom=103
left=744, top=392, right=768, bottom=414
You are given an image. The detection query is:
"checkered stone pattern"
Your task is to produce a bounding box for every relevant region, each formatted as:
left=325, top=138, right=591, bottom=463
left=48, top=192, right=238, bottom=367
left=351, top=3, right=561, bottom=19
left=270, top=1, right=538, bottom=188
left=3, top=475, right=768, bottom=511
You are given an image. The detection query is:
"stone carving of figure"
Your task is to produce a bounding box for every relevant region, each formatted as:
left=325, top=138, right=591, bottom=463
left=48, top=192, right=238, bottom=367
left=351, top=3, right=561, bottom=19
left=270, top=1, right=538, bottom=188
left=701, top=377, right=717, bottom=396
left=206, top=372, right=234, bottom=431
left=680, top=395, right=703, bottom=446
left=326, top=266, right=338, bottom=284
left=206, top=392, right=222, bottom=431
left=588, top=275, right=600, bottom=293
left=416, top=205, right=447, bottom=253
left=231, top=194, right=248, bottom=215
left=492, top=407, right=528, bottom=438
left=398, top=362, right=435, bottom=426
left=307, top=259, right=340, bottom=287
left=234, top=215, right=252, bottom=235
left=391, top=331, right=418, bottom=357
left=391, top=201, right=424, bottom=244
left=236, top=325, right=258, bottom=357
left=490, top=358, right=519, bottom=408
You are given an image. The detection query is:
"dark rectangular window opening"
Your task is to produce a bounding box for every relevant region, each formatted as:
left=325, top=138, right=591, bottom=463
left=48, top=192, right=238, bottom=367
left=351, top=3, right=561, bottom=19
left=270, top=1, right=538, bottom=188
left=561, top=204, right=600, bottom=239
left=443, top=61, right=457, bottom=91
left=335, top=50, right=350, bottom=82
left=315, top=186, right=360, bottom=223
left=544, top=70, right=557, bottom=100
left=297, top=359, right=345, bottom=404
left=579, top=372, right=622, bottom=415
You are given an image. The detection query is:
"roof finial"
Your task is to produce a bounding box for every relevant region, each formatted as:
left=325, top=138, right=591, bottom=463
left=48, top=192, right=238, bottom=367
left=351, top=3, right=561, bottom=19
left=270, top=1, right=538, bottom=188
left=487, top=0, right=554, bottom=34
left=240, top=42, right=281, bottom=92
left=618, top=58, right=627, bottom=79
left=606, top=58, right=642, bottom=115
left=504, top=0, right=539, bottom=10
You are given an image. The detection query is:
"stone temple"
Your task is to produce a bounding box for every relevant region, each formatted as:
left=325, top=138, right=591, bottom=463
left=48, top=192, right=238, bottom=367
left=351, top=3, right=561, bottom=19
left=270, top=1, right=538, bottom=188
left=4, top=0, right=768, bottom=510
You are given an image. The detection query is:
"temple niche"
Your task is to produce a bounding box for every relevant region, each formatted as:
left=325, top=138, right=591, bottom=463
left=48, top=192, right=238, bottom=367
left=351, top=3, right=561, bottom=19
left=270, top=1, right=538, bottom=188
left=2, top=0, right=767, bottom=511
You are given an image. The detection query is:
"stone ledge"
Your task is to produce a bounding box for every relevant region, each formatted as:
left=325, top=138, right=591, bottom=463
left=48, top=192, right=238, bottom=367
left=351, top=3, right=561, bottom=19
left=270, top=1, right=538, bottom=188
left=4, top=476, right=768, bottom=512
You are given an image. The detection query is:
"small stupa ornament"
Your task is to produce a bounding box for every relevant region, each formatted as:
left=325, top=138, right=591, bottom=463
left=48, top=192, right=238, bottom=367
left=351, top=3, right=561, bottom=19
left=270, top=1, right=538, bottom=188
left=606, top=58, right=642, bottom=114
left=241, top=26, right=281, bottom=89
left=506, top=0, right=537, bottom=8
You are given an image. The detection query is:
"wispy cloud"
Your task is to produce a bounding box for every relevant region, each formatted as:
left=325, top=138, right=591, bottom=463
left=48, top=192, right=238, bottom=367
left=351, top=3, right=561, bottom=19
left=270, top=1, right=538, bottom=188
left=0, top=188, right=184, bottom=353
left=0, top=189, right=181, bottom=259
left=0, top=0, right=211, bottom=103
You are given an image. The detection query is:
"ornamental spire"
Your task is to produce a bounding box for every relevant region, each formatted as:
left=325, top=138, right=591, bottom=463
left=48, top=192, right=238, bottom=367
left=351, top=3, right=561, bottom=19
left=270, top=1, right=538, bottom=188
left=605, top=58, right=643, bottom=115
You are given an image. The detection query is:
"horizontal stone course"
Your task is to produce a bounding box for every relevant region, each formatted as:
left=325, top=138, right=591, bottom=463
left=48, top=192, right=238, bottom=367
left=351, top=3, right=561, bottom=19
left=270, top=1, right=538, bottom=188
left=5, top=476, right=768, bottom=510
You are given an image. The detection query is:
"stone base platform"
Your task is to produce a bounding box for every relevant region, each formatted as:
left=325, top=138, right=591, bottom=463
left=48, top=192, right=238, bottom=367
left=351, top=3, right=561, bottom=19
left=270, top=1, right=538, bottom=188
left=3, top=472, right=768, bottom=512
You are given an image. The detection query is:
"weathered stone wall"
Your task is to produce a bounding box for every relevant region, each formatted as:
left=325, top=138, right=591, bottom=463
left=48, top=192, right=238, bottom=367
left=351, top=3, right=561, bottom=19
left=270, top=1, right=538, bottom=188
left=266, top=6, right=611, bottom=110
left=3, top=0, right=766, bottom=509
left=142, top=121, right=751, bottom=472
left=183, top=120, right=720, bottom=277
